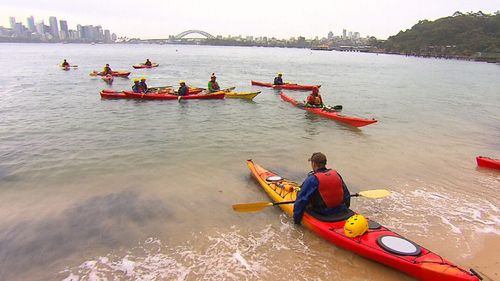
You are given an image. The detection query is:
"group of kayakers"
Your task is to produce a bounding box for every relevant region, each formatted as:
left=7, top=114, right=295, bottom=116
left=274, top=73, right=324, bottom=108
left=63, top=58, right=325, bottom=107
left=63, top=57, right=364, bottom=236
left=130, top=73, right=224, bottom=95
left=132, top=77, right=148, bottom=93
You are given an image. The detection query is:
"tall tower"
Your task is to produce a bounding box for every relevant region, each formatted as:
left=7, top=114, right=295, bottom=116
left=59, top=20, right=68, bottom=39
left=27, top=16, right=36, bottom=32
left=9, top=17, right=16, bottom=29
left=49, top=16, right=60, bottom=40
left=342, top=29, right=347, bottom=39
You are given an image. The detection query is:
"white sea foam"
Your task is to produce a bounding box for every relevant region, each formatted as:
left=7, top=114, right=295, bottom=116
left=61, top=219, right=336, bottom=281
left=360, top=181, right=500, bottom=240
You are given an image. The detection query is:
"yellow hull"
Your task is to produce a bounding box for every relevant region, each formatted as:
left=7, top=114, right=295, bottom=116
left=225, top=91, right=261, bottom=100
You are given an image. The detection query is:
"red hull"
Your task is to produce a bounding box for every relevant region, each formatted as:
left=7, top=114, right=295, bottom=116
left=280, top=92, right=377, bottom=127
left=251, top=80, right=321, bottom=90
left=476, top=156, right=500, bottom=170
left=123, top=91, right=224, bottom=100
left=100, top=90, right=225, bottom=100
left=100, top=90, right=126, bottom=99
left=247, top=160, right=481, bottom=281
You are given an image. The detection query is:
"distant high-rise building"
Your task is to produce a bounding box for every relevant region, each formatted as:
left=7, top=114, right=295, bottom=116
left=342, top=29, right=347, bottom=39
left=59, top=20, right=68, bottom=39
left=96, top=25, right=103, bottom=40
left=35, top=21, right=45, bottom=35
left=27, top=16, right=35, bottom=32
left=353, top=32, right=360, bottom=39
left=111, top=33, right=117, bottom=41
left=348, top=31, right=353, bottom=39
left=8, top=22, right=24, bottom=36
left=9, top=17, right=16, bottom=29
left=76, top=24, right=83, bottom=39
left=327, top=31, right=333, bottom=39
left=49, top=16, right=60, bottom=40
left=104, top=29, right=111, bottom=42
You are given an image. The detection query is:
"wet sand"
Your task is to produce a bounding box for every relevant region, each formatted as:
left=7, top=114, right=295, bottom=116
left=470, top=234, right=500, bottom=281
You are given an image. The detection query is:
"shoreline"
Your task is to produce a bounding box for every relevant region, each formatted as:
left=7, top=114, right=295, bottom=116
left=1, top=40, right=498, bottom=63
left=470, top=234, right=500, bottom=281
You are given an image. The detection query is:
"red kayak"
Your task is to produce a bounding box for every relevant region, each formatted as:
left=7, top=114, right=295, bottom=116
left=476, top=156, right=500, bottom=170
left=280, top=92, right=377, bottom=127
left=100, top=90, right=224, bottom=100
left=251, top=80, right=321, bottom=90
left=133, top=63, right=159, bottom=69
left=124, top=91, right=225, bottom=100
left=100, top=89, right=127, bottom=99
left=247, top=159, right=482, bottom=281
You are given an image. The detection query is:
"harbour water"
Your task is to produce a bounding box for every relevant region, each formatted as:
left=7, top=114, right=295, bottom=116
left=0, top=43, right=499, bottom=280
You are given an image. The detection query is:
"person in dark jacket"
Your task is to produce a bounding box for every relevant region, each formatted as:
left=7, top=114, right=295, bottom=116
left=274, top=73, right=284, bottom=85
left=178, top=80, right=189, bottom=96
left=293, top=152, right=351, bottom=225
left=139, top=77, right=148, bottom=93
left=132, top=78, right=141, bottom=93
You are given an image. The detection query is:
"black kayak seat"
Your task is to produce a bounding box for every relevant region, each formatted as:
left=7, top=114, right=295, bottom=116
left=307, top=209, right=355, bottom=222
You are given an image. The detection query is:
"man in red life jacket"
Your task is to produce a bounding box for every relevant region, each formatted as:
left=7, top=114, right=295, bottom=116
left=293, top=152, right=351, bottom=225
left=305, top=87, right=324, bottom=108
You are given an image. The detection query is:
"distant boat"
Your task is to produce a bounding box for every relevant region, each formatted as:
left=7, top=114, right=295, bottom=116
left=311, top=45, right=332, bottom=51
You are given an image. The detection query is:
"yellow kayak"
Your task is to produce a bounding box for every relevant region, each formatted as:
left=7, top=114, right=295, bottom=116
left=225, top=91, right=260, bottom=100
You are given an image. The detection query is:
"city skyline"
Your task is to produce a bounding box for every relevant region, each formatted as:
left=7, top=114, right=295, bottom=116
left=1, top=14, right=117, bottom=43
left=1, top=0, right=499, bottom=40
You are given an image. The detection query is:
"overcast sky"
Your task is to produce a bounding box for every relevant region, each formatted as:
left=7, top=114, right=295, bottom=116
left=1, top=0, right=499, bottom=39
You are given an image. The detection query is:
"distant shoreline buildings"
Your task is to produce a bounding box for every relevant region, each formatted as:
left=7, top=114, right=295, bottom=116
left=0, top=15, right=373, bottom=48
left=0, top=15, right=118, bottom=43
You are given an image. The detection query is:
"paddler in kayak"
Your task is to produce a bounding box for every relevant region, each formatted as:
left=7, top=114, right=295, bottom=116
left=61, top=59, right=70, bottom=67
left=103, top=64, right=113, bottom=75
left=178, top=80, right=189, bottom=96
left=144, top=59, right=152, bottom=66
left=273, top=73, right=284, bottom=85
left=139, top=77, right=148, bottom=93
left=207, top=73, right=220, bottom=93
left=132, top=78, right=142, bottom=93
left=293, top=152, right=351, bottom=225
left=305, top=87, right=324, bottom=108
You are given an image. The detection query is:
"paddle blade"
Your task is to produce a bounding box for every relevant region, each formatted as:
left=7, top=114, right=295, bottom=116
left=232, top=202, right=273, bottom=212
left=357, top=189, right=391, bottom=199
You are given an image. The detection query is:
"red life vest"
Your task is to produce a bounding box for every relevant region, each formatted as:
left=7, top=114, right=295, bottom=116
left=314, top=170, right=344, bottom=208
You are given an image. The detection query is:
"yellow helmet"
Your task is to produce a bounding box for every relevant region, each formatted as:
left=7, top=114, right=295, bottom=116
left=140, top=76, right=146, bottom=81
left=344, top=214, right=368, bottom=238
left=277, top=72, right=283, bottom=76
left=133, top=78, right=140, bottom=82
left=179, top=80, right=185, bottom=84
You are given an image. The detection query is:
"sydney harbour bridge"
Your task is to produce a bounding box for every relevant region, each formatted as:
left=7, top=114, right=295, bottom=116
left=144, top=30, right=216, bottom=44
left=168, top=30, right=215, bottom=43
